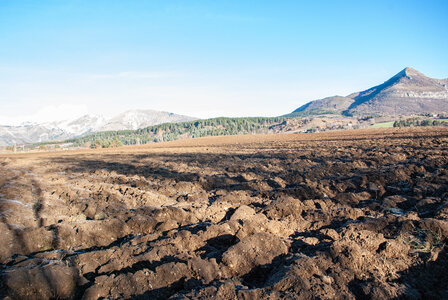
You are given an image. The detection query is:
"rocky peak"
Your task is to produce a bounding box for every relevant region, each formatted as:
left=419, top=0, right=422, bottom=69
left=394, top=67, right=426, bottom=80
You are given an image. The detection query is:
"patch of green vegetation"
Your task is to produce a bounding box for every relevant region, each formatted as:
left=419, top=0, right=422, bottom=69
left=286, top=110, right=341, bottom=118
left=402, top=228, right=444, bottom=254
left=393, top=118, right=448, bottom=128
left=91, top=137, right=123, bottom=149
left=370, top=121, right=395, bottom=128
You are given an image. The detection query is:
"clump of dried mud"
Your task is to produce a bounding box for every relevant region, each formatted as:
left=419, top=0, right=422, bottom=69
left=1, top=128, right=448, bottom=299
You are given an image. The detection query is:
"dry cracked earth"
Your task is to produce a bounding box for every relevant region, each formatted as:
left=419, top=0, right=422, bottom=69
left=1, top=128, right=448, bottom=299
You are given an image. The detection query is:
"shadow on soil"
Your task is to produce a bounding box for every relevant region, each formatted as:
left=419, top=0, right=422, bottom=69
left=0, top=176, right=61, bottom=298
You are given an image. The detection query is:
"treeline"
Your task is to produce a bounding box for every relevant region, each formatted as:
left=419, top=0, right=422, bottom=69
left=91, top=137, right=123, bottom=149
left=393, top=118, right=448, bottom=128
left=67, top=117, right=290, bottom=147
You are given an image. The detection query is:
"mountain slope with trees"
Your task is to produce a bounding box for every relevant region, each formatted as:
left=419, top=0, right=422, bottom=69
left=67, top=117, right=294, bottom=148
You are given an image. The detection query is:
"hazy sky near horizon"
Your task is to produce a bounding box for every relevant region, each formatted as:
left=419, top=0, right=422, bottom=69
left=0, top=0, right=447, bottom=125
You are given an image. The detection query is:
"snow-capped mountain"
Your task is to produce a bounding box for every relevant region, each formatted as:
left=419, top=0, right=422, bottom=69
left=0, top=110, right=197, bottom=146
left=56, top=114, right=107, bottom=136
left=98, top=109, right=196, bottom=131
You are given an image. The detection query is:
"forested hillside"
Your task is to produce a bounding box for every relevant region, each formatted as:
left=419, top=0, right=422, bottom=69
left=66, top=117, right=292, bottom=148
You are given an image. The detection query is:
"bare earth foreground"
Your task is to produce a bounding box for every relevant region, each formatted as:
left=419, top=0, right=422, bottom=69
left=1, top=128, right=448, bottom=299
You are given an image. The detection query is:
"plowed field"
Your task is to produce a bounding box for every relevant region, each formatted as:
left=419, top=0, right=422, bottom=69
left=1, top=127, right=448, bottom=299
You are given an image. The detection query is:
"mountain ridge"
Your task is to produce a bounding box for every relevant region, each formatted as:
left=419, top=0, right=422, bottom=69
left=287, top=67, right=448, bottom=117
left=0, top=109, right=197, bottom=146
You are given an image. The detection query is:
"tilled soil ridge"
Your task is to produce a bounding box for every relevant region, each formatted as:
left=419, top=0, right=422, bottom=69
left=1, top=128, right=448, bottom=299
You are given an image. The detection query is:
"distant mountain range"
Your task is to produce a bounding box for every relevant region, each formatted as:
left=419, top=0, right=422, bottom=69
left=3, top=67, right=447, bottom=147
left=286, top=67, right=448, bottom=117
left=0, top=110, right=196, bottom=146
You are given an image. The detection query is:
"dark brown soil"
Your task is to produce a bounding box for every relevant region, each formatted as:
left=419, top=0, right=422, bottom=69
left=1, top=128, right=448, bottom=299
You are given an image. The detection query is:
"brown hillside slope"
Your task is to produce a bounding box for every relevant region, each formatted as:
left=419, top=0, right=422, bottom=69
left=289, top=67, right=448, bottom=117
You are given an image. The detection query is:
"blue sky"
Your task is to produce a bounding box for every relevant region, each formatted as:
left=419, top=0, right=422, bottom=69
left=0, top=0, right=447, bottom=124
